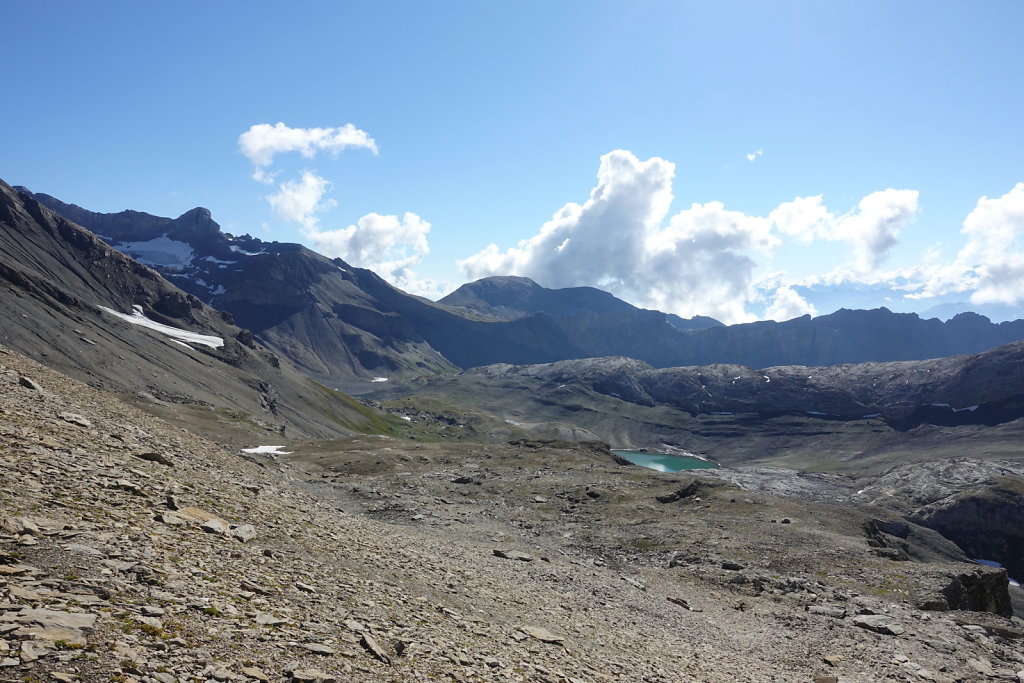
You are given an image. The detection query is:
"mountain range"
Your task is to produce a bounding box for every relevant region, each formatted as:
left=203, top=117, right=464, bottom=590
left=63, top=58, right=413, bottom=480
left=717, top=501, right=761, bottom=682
left=17, top=187, right=1024, bottom=384
left=0, top=181, right=390, bottom=441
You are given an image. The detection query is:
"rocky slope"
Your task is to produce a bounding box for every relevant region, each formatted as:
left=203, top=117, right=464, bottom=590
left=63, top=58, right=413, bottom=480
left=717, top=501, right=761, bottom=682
left=373, top=344, right=1024, bottom=473
left=0, top=181, right=389, bottom=443
left=3, top=345, right=1024, bottom=682
left=469, top=342, right=1024, bottom=423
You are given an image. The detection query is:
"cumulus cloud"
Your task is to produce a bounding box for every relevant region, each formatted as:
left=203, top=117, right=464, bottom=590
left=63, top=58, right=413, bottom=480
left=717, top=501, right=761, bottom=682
left=460, top=150, right=775, bottom=323
left=745, top=149, right=764, bottom=162
left=960, top=183, right=1024, bottom=304
left=459, top=149, right=919, bottom=323
left=836, top=190, right=920, bottom=272
left=307, top=212, right=436, bottom=293
left=239, top=122, right=378, bottom=180
left=770, top=190, right=920, bottom=272
left=266, top=171, right=335, bottom=228
left=902, top=183, right=1024, bottom=304
left=764, top=285, right=817, bottom=321
left=238, top=121, right=443, bottom=296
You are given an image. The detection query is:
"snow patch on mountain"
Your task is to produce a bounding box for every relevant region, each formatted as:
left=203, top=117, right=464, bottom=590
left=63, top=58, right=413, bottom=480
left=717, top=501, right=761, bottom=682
left=98, top=305, right=224, bottom=348
left=115, top=235, right=195, bottom=267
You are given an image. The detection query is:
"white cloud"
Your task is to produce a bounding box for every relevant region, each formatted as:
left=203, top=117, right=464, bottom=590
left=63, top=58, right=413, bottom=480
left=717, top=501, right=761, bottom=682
left=962, top=182, right=1024, bottom=305
left=770, top=195, right=834, bottom=243
left=835, top=189, right=920, bottom=272
left=239, top=122, right=443, bottom=295
left=308, top=212, right=435, bottom=293
left=459, top=149, right=920, bottom=324
left=764, top=285, right=817, bottom=321
left=906, top=183, right=1024, bottom=304
left=238, top=122, right=378, bottom=172
left=459, top=150, right=779, bottom=323
left=745, top=149, right=764, bottom=162
left=770, top=190, right=920, bottom=272
left=266, top=171, right=335, bottom=228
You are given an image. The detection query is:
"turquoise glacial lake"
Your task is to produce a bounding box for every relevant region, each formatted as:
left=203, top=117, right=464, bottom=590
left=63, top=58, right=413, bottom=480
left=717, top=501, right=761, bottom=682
left=613, top=450, right=719, bottom=472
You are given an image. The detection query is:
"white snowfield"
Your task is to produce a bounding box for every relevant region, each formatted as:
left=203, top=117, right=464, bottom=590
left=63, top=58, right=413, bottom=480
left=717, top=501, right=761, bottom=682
left=240, top=445, right=293, bottom=455
left=98, top=305, right=224, bottom=349
left=118, top=235, right=195, bottom=267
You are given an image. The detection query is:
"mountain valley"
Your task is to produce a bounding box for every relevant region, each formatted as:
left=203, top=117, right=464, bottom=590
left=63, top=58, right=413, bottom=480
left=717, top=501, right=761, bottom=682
left=2, top=180, right=1024, bottom=681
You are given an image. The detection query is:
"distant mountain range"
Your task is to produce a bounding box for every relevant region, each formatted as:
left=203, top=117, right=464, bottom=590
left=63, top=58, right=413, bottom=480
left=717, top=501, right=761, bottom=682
left=15, top=186, right=1024, bottom=383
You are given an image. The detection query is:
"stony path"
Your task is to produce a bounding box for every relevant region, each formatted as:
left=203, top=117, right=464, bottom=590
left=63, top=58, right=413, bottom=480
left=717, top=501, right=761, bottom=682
left=2, top=345, right=1024, bottom=682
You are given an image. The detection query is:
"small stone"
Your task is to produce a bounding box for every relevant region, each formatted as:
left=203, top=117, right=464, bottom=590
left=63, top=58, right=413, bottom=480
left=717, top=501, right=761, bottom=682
left=63, top=543, right=104, bottom=556
left=59, top=413, right=92, bottom=428
left=722, top=561, right=744, bottom=571
left=18, top=376, right=43, bottom=391
left=622, top=576, right=646, bottom=591
left=112, top=479, right=145, bottom=496
left=809, top=605, right=846, bottom=619
left=303, top=643, right=336, bottom=655
left=360, top=633, right=392, bottom=664
left=666, top=596, right=694, bottom=610
left=240, top=667, right=270, bottom=681
left=228, top=524, right=256, bottom=542
left=51, top=674, right=79, bottom=682
left=141, top=606, right=166, bottom=617
left=519, top=626, right=564, bottom=644
left=255, top=612, right=287, bottom=626
left=201, top=518, right=231, bottom=534
left=493, top=549, right=533, bottom=562
left=133, top=451, right=173, bottom=466
left=20, top=640, right=53, bottom=663
left=290, top=670, right=335, bottom=683
left=295, top=582, right=316, bottom=593
left=851, top=614, right=905, bottom=636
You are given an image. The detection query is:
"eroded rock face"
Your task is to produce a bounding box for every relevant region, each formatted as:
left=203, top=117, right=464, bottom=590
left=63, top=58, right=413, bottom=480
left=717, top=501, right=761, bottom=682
left=940, top=567, right=1013, bottom=616
left=911, top=477, right=1024, bottom=581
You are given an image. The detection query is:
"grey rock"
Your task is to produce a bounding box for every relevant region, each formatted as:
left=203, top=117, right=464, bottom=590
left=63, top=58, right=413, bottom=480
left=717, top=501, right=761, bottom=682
left=59, top=412, right=92, bottom=428
left=519, top=625, right=564, bottom=644
left=851, top=614, right=905, bottom=636
left=255, top=612, right=287, bottom=626
left=302, top=643, right=336, bottom=655
left=15, top=609, right=97, bottom=645
left=200, top=518, right=231, bottom=535
left=493, top=549, right=533, bottom=562
left=809, top=605, right=846, bottom=619
left=360, top=633, right=392, bottom=664
left=290, top=670, right=336, bottom=683
left=18, top=376, right=43, bottom=391
left=133, top=451, right=173, bottom=466
left=228, top=524, right=257, bottom=542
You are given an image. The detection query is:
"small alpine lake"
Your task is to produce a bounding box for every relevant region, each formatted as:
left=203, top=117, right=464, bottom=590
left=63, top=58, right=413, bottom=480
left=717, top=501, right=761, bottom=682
left=612, top=450, right=719, bottom=473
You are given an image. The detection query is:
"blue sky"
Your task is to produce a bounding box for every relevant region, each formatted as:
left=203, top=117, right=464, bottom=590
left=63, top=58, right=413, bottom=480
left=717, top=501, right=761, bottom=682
left=4, top=1, right=1023, bottom=323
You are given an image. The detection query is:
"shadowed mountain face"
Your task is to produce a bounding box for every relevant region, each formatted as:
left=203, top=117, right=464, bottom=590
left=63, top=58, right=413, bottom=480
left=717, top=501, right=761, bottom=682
left=0, top=180, right=390, bottom=441
left=440, top=275, right=724, bottom=331
left=24, top=189, right=1024, bottom=380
